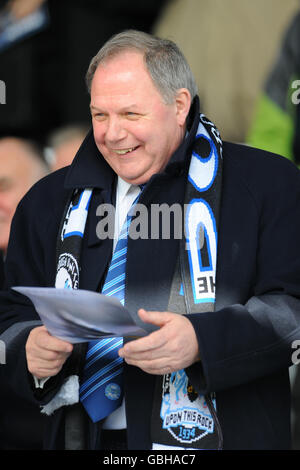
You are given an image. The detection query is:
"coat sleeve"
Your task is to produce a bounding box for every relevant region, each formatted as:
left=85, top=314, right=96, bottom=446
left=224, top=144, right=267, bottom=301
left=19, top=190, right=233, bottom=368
left=0, top=178, right=81, bottom=408
left=185, top=153, right=300, bottom=394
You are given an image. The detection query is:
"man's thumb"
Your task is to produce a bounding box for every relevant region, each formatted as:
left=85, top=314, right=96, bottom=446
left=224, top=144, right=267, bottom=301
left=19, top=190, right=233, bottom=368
left=137, top=308, right=169, bottom=327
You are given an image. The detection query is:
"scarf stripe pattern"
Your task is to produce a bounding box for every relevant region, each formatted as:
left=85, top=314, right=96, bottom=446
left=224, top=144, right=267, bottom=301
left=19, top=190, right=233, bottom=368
left=151, top=114, right=223, bottom=450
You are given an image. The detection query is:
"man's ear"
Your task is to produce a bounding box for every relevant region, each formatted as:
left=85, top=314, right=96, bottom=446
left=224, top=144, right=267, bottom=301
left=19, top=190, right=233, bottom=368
left=175, top=88, right=192, bottom=127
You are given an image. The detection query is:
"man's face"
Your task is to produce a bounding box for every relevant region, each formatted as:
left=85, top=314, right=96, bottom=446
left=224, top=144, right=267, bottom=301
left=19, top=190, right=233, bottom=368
left=90, top=51, right=190, bottom=185
left=0, top=139, right=38, bottom=252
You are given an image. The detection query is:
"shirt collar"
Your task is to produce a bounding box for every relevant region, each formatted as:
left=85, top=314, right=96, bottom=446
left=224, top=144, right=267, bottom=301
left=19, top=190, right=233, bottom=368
left=116, top=176, right=140, bottom=205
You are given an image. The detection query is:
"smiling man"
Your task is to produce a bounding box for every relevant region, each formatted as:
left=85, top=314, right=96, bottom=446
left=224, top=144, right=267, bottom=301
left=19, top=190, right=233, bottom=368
left=0, top=30, right=300, bottom=451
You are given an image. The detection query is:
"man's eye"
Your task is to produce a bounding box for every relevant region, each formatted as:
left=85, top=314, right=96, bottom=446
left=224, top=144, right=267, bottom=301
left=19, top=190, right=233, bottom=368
left=126, top=112, right=139, bottom=119
left=93, top=113, right=106, bottom=121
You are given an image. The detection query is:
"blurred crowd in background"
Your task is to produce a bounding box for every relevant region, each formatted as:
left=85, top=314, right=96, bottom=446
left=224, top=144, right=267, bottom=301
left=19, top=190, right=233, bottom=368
left=0, top=0, right=300, bottom=450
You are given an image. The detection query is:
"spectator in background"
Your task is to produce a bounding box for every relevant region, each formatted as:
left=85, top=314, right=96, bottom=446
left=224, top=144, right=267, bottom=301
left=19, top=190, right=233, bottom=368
left=4, top=0, right=45, bottom=19
left=0, top=136, right=48, bottom=449
left=247, top=10, right=300, bottom=165
left=0, top=137, right=48, bottom=255
left=45, top=125, right=89, bottom=172
left=0, top=0, right=168, bottom=145
left=154, top=0, right=299, bottom=143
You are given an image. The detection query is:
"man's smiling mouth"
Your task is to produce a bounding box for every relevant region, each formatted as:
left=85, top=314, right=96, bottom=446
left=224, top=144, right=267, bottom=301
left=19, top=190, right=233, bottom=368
left=113, top=146, right=139, bottom=155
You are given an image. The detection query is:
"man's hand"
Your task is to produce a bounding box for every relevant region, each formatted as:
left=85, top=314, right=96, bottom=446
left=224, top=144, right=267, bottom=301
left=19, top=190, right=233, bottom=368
left=26, top=326, right=73, bottom=379
left=118, top=309, right=200, bottom=375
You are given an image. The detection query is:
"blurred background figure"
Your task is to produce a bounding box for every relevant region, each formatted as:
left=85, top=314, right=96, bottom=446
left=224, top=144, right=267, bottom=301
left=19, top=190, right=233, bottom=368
left=0, top=136, right=48, bottom=450
left=247, top=10, right=300, bottom=165
left=0, top=137, right=48, bottom=256
left=154, top=0, right=299, bottom=144
left=0, top=0, right=168, bottom=146
left=45, top=124, right=89, bottom=172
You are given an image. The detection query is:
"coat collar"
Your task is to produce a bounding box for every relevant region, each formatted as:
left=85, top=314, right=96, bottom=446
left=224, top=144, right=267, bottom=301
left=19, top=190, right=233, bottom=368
left=63, top=96, right=200, bottom=191
left=63, top=130, right=115, bottom=190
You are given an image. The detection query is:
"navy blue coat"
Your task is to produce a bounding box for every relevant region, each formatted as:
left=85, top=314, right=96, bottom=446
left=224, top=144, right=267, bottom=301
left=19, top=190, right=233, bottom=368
left=1, top=101, right=300, bottom=450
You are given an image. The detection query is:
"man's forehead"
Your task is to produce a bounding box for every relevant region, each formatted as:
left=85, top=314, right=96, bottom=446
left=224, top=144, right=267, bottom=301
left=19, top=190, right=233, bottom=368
left=90, top=55, right=163, bottom=110
left=91, top=51, right=149, bottom=87
left=90, top=100, right=139, bottom=111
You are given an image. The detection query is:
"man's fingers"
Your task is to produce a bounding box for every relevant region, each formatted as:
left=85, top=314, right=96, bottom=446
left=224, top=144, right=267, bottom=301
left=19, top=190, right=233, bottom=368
left=122, top=356, right=173, bottom=376
left=26, top=325, right=73, bottom=379
left=119, top=310, right=200, bottom=375
left=33, top=326, right=73, bottom=353
left=28, top=361, right=65, bottom=379
left=138, top=308, right=170, bottom=327
left=29, top=356, right=64, bottom=372
left=119, top=309, right=170, bottom=354
left=29, top=346, right=72, bottom=362
left=119, top=325, right=167, bottom=358
left=120, top=309, right=177, bottom=357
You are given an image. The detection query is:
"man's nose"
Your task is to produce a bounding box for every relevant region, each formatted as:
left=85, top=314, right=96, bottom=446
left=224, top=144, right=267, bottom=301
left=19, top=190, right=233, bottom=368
left=105, top=117, right=127, bottom=143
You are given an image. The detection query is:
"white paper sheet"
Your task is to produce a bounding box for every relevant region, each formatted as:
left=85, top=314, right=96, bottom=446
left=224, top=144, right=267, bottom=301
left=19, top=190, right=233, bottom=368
left=13, top=287, right=147, bottom=343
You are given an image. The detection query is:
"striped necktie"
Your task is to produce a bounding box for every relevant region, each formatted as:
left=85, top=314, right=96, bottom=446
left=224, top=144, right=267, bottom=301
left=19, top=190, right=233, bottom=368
left=79, top=185, right=144, bottom=423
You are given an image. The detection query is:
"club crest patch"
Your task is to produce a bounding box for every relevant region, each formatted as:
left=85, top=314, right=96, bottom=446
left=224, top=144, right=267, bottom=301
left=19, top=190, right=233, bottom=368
left=105, top=383, right=122, bottom=401
left=160, top=370, right=215, bottom=445
left=55, top=253, right=79, bottom=289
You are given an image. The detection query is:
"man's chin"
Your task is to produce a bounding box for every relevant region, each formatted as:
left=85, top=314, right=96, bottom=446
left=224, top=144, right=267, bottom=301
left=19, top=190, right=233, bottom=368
left=114, top=165, right=150, bottom=185
left=118, top=174, right=149, bottom=185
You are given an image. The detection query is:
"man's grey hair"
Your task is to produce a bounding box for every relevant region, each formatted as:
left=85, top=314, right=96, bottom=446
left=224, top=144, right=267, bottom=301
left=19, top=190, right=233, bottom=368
left=86, top=30, right=198, bottom=104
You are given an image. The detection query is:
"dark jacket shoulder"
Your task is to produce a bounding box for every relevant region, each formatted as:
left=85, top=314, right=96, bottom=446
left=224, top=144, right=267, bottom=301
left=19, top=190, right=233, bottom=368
left=222, top=141, right=300, bottom=206
left=16, top=166, right=70, bottom=219
left=223, top=141, right=300, bottom=183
